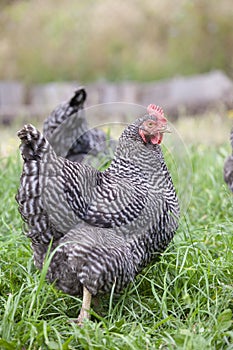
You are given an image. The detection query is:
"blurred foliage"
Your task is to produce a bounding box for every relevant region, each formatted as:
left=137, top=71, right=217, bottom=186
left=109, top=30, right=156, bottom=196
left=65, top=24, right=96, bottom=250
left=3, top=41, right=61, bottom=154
left=0, top=0, right=232, bottom=83
left=0, top=0, right=16, bottom=10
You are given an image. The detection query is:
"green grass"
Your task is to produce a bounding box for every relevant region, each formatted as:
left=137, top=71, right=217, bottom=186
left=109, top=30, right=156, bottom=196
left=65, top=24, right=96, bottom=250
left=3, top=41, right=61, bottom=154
left=0, top=143, right=233, bottom=349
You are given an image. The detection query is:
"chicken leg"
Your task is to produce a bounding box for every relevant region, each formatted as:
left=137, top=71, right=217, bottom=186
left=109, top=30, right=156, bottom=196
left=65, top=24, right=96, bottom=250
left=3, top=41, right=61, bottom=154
left=77, top=286, right=92, bottom=326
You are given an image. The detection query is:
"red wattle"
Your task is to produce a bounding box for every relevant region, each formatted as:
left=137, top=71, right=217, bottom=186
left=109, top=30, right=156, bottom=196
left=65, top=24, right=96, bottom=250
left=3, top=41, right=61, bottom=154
left=139, top=129, right=147, bottom=143
left=151, top=133, right=163, bottom=145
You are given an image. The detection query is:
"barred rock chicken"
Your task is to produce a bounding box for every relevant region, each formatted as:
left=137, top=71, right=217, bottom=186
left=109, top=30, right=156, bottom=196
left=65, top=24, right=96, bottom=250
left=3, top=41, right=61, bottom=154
left=43, top=87, right=114, bottom=163
left=16, top=104, right=180, bottom=325
left=224, top=128, right=233, bottom=192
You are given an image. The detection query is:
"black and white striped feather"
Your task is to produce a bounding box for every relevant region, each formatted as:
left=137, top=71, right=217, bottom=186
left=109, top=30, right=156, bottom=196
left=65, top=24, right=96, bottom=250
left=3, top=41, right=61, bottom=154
left=224, top=127, right=233, bottom=192
left=16, top=113, right=180, bottom=296
left=43, top=87, right=114, bottom=163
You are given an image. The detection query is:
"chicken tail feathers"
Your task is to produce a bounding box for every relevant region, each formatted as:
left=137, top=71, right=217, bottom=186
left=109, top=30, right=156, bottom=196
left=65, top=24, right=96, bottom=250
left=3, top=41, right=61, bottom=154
left=17, top=124, right=50, bottom=161
left=69, top=87, right=87, bottom=108
left=16, top=124, right=66, bottom=245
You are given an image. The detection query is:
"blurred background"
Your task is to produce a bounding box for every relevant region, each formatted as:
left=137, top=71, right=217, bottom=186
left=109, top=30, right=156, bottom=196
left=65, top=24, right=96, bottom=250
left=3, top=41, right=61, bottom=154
left=0, top=0, right=233, bottom=154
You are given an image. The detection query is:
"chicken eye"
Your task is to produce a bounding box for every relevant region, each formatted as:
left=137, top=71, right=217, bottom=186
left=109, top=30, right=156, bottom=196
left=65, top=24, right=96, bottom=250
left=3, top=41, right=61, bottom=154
left=147, top=121, right=154, bottom=128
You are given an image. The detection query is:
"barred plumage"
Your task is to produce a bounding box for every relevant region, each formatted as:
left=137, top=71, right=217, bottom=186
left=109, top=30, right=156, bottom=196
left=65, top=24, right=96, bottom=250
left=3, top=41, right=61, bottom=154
left=224, top=128, right=233, bottom=192
left=43, top=87, right=115, bottom=163
left=16, top=105, right=180, bottom=324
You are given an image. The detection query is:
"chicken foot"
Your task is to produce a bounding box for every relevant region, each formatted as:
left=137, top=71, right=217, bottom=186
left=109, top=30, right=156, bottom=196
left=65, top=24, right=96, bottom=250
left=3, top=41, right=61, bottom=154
left=76, top=286, right=92, bottom=326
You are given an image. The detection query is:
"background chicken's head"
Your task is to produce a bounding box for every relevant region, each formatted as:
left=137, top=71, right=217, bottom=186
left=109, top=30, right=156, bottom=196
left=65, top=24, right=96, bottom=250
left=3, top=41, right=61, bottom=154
left=139, top=104, right=171, bottom=144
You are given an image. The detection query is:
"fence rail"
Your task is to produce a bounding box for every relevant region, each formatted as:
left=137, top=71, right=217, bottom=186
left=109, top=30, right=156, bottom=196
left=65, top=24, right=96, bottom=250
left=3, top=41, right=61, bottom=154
left=0, top=70, right=232, bottom=125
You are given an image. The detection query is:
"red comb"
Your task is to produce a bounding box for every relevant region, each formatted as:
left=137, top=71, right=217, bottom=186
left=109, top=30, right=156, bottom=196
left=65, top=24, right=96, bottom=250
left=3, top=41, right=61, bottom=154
left=147, top=104, right=164, bottom=118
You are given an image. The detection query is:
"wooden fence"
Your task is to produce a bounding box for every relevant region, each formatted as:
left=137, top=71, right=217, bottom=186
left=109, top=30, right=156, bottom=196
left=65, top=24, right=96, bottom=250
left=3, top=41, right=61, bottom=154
left=0, top=70, right=232, bottom=125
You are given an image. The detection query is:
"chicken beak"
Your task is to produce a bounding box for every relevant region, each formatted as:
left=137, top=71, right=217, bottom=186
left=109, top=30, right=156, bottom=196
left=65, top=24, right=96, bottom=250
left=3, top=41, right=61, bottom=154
left=160, top=123, right=172, bottom=134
